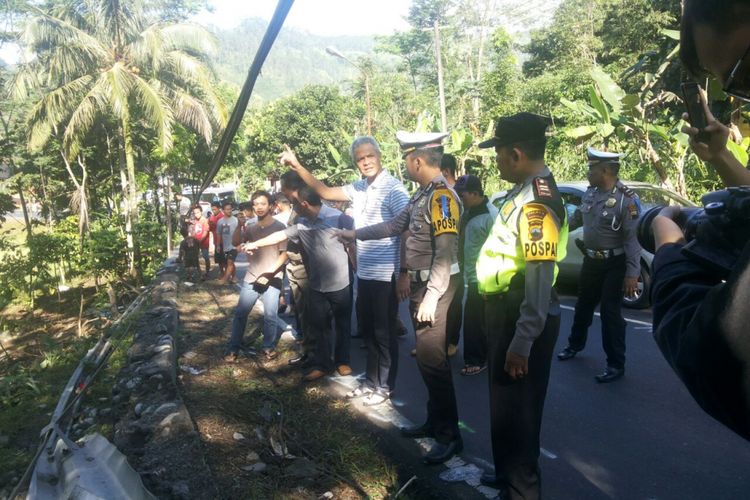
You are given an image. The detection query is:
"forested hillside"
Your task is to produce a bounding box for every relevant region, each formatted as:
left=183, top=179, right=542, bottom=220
left=207, top=0, right=563, bottom=102
left=210, top=18, right=376, bottom=103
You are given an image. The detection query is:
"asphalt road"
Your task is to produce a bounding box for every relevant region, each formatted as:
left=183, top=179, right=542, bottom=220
left=376, top=295, right=750, bottom=500
left=231, top=257, right=750, bottom=499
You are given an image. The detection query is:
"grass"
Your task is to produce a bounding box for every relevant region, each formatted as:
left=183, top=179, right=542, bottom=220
left=0, top=284, right=146, bottom=493
left=176, top=283, right=415, bottom=499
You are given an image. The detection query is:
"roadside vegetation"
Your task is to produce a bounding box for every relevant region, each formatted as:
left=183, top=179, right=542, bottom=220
left=0, top=0, right=748, bottom=496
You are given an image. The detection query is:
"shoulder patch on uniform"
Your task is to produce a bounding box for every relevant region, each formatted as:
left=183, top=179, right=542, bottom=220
left=533, top=177, right=553, bottom=198
left=519, top=203, right=560, bottom=262
left=431, top=187, right=459, bottom=236
left=627, top=202, right=639, bottom=219
left=617, top=184, right=636, bottom=199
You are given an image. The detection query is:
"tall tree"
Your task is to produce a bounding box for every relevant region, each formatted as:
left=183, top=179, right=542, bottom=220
left=15, top=0, right=227, bottom=277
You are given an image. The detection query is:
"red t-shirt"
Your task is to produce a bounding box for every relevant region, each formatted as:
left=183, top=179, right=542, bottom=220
left=193, top=218, right=210, bottom=249
left=208, top=212, right=224, bottom=247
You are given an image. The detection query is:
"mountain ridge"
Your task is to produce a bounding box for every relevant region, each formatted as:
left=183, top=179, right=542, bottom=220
left=209, top=3, right=562, bottom=103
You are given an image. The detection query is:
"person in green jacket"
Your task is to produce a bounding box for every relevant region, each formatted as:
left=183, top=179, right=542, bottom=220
left=476, top=113, right=568, bottom=500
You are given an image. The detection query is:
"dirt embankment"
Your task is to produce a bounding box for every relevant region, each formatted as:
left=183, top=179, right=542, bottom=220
left=172, top=279, right=477, bottom=499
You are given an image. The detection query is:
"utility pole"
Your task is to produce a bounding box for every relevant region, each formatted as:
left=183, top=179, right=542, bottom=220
left=326, top=46, right=372, bottom=135
left=434, top=20, right=448, bottom=133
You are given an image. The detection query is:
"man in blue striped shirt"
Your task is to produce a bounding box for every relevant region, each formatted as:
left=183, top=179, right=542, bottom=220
left=279, top=137, right=409, bottom=406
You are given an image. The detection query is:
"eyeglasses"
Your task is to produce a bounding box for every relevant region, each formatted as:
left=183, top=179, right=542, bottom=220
left=723, top=43, right=750, bottom=102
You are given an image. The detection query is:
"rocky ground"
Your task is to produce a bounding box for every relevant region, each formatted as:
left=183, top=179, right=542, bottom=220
left=170, top=277, right=479, bottom=499
left=1, top=265, right=483, bottom=499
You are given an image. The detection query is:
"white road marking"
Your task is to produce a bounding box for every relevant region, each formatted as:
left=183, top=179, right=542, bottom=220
left=560, top=305, right=653, bottom=327
left=540, top=448, right=558, bottom=459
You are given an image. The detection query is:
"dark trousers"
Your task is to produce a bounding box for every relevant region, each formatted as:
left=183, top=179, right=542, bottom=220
left=568, top=254, right=627, bottom=369
left=409, top=274, right=460, bottom=444
left=307, top=286, right=352, bottom=372
left=446, top=274, right=464, bottom=347
left=485, top=289, right=560, bottom=500
left=463, top=281, right=487, bottom=366
left=359, top=278, right=399, bottom=393
left=388, top=279, right=402, bottom=336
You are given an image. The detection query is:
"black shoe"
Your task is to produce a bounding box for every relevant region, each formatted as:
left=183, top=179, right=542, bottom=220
left=557, top=346, right=578, bottom=361
left=480, top=472, right=501, bottom=488
left=288, top=354, right=309, bottom=366
left=423, top=438, right=463, bottom=465
left=595, top=366, right=625, bottom=383
left=400, top=423, right=435, bottom=438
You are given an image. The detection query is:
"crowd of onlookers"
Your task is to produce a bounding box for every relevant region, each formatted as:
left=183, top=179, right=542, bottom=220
left=173, top=143, right=497, bottom=394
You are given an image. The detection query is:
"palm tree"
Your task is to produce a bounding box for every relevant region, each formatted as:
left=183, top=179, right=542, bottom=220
left=14, top=0, right=227, bottom=276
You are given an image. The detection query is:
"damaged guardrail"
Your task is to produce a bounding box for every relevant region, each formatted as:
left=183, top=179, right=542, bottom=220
left=8, top=286, right=154, bottom=500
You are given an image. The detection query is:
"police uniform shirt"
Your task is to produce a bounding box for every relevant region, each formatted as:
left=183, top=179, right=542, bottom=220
left=476, top=167, right=569, bottom=356
left=355, top=174, right=461, bottom=303
left=580, top=180, right=641, bottom=278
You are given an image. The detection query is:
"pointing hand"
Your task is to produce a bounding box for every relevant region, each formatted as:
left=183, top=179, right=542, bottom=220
left=278, top=144, right=302, bottom=170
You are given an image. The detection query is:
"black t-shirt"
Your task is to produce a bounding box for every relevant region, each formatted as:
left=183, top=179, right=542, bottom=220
left=652, top=243, right=750, bottom=440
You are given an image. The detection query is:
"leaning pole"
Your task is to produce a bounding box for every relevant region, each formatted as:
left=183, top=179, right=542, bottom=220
left=196, top=0, right=296, bottom=198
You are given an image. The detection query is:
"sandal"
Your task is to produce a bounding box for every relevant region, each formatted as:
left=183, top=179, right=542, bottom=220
left=460, top=364, right=487, bottom=376
left=263, top=350, right=278, bottom=360
left=362, top=391, right=389, bottom=407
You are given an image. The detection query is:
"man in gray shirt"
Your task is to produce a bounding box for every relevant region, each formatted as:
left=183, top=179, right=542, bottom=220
left=245, top=185, right=354, bottom=382
left=215, top=200, right=239, bottom=284
left=224, top=191, right=288, bottom=362
left=279, top=137, right=409, bottom=405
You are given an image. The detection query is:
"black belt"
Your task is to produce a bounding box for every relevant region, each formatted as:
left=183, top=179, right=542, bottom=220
left=585, top=247, right=625, bottom=260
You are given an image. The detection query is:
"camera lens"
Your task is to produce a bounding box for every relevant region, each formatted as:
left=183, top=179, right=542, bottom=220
left=637, top=205, right=664, bottom=254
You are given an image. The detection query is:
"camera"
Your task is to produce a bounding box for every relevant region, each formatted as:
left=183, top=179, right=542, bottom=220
left=638, top=187, right=750, bottom=277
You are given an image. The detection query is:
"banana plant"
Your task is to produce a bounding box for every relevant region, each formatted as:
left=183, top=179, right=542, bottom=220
left=559, top=53, right=690, bottom=195
left=560, top=66, right=627, bottom=147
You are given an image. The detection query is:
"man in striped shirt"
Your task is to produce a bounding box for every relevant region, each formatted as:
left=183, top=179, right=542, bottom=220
left=279, top=137, right=409, bottom=406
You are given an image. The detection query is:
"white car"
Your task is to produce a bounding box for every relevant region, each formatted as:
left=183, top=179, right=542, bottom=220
left=183, top=185, right=237, bottom=215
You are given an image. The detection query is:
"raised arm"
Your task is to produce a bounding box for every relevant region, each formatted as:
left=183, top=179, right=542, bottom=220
left=278, top=144, right=349, bottom=202
left=244, top=230, right=288, bottom=252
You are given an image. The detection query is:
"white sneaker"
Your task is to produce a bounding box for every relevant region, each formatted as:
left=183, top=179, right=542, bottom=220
left=345, top=386, right=371, bottom=399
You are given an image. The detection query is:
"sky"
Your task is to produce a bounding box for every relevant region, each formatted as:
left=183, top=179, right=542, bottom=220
left=195, top=0, right=411, bottom=36
left=0, top=0, right=411, bottom=64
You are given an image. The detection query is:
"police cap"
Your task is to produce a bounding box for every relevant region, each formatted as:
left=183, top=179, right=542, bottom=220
left=478, top=112, right=551, bottom=149
left=587, top=147, right=621, bottom=167
left=397, top=131, right=448, bottom=158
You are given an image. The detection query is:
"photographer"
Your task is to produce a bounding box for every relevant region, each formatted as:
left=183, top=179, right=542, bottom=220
left=680, top=0, right=750, bottom=186
left=649, top=0, right=750, bottom=440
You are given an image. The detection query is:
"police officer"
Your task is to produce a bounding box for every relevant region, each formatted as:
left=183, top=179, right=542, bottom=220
left=336, top=131, right=463, bottom=464
left=475, top=113, right=568, bottom=499
left=557, top=148, right=641, bottom=383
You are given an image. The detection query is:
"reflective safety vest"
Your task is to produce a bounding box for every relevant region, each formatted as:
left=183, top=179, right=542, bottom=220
left=477, top=172, right=569, bottom=295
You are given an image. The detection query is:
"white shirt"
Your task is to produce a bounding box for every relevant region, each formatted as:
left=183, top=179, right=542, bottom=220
left=342, top=169, right=409, bottom=281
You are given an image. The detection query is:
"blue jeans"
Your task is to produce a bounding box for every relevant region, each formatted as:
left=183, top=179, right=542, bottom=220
left=228, top=281, right=281, bottom=352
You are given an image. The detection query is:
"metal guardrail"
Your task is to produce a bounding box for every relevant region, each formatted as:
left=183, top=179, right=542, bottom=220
left=8, top=286, right=154, bottom=500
